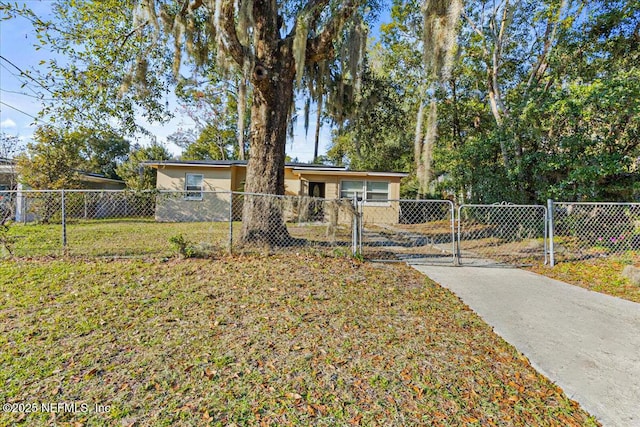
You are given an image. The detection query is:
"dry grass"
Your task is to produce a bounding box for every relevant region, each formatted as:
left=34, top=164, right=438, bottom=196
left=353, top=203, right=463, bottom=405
left=0, top=255, right=598, bottom=426
left=528, top=252, right=640, bottom=303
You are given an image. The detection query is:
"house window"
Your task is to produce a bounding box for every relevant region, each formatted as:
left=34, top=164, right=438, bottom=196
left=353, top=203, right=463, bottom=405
left=185, top=174, right=203, bottom=200
left=340, top=180, right=364, bottom=200
left=366, top=181, right=389, bottom=201
left=340, top=180, right=389, bottom=202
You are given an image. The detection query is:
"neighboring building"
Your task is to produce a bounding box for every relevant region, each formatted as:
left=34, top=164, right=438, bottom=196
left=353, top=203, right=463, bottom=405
left=144, top=160, right=408, bottom=223
left=74, top=172, right=127, bottom=190
left=0, top=158, right=15, bottom=192
left=0, top=158, right=126, bottom=191
left=0, top=158, right=126, bottom=222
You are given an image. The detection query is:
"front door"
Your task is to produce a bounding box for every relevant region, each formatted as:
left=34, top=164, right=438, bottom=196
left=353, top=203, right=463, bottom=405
left=308, top=182, right=325, bottom=221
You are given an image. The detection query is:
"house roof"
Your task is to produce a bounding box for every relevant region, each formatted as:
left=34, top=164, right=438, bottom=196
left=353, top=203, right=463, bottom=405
left=0, top=161, right=123, bottom=185
left=142, top=160, right=408, bottom=177
left=143, top=159, right=345, bottom=169
left=78, top=171, right=125, bottom=184
left=291, top=168, right=408, bottom=178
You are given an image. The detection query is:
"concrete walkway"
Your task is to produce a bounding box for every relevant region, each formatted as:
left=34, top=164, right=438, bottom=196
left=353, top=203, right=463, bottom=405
left=409, top=260, right=640, bottom=427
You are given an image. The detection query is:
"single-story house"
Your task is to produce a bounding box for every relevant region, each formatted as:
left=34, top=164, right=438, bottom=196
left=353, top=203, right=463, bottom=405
left=144, top=160, right=409, bottom=224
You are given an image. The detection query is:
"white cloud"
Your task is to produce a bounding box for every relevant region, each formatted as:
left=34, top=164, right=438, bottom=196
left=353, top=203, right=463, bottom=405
left=0, top=118, right=17, bottom=129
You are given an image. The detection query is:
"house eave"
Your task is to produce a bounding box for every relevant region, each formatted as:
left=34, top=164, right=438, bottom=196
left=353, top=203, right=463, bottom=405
left=292, top=169, right=408, bottom=178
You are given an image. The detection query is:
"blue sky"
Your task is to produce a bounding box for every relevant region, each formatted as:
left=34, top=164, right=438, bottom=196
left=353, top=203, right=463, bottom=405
left=1, top=2, right=390, bottom=161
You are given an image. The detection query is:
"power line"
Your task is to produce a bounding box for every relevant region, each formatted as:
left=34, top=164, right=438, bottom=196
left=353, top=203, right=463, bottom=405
left=0, top=63, right=43, bottom=98
left=0, top=55, right=54, bottom=94
left=0, top=88, right=52, bottom=101
left=0, top=56, right=108, bottom=130
left=0, top=100, right=41, bottom=122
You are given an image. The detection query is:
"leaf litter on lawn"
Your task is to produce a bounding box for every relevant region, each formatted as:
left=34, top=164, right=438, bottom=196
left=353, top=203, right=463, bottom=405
left=527, top=251, right=640, bottom=303
left=0, top=255, right=599, bottom=426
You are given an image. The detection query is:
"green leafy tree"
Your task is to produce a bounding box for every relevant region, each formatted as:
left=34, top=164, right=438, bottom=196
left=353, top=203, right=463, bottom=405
left=175, top=75, right=250, bottom=160
left=15, top=125, right=85, bottom=190
left=519, top=0, right=640, bottom=201
left=115, top=143, right=172, bottom=190
left=4, top=0, right=382, bottom=245
left=327, top=63, right=413, bottom=172
left=80, top=131, right=130, bottom=179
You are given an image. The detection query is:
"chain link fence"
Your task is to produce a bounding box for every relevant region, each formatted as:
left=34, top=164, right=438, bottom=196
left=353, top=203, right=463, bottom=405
left=551, top=202, right=640, bottom=262
left=359, top=199, right=456, bottom=264
left=0, top=190, right=356, bottom=258
left=2, top=189, right=638, bottom=266
left=458, top=203, right=548, bottom=265
left=229, top=192, right=355, bottom=254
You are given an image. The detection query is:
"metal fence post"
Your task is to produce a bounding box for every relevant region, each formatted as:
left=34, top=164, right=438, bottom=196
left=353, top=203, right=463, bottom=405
left=61, top=190, right=67, bottom=250
left=358, top=198, right=363, bottom=254
left=228, top=192, right=233, bottom=254
left=547, top=199, right=555, bottom=267
left=22, top=191, right=27, bottom=224
left=451, top=201, right=459, bottom=265
left=456, top=205, right=463, bottom=264
left=352, top=195, right=359, bottom=256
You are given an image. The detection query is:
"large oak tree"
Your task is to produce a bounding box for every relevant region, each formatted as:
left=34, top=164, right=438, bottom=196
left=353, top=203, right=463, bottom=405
left=3, top=0, right=378, bottom=244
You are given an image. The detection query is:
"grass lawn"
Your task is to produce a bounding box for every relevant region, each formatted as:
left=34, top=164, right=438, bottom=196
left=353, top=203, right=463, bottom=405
left=2, top=220, right=351, bottom=259
left=0, top=255, right=597, bottom=426
left=3, top=220, right=229, bottom=258
left=528, top=252, right=640, bottom=303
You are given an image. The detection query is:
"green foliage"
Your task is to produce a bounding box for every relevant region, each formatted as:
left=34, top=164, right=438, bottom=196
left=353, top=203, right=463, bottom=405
left=174, top=76, right=250, bottom=160
left=170, top=124, right=237, bottom=161
left=169, top=234, right=197, bottom=258
left=15, top=126, right=131, bottom=189
left=80, top=130, right=130, bottom=179
left=330, top=0, right=639, bottom=203
left=115, top=143, right=172, bottom=190
left=327, top=64, right=412, bottom=172
left=15, top=126, right=86, bottom=190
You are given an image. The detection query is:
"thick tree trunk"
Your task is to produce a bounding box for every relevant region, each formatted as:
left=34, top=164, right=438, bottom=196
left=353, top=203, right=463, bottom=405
left=240, top=34, right=295, bottom=245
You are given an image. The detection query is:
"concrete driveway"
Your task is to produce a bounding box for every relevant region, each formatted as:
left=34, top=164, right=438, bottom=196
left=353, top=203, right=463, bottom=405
left=409, top=261, right=640, bottom=426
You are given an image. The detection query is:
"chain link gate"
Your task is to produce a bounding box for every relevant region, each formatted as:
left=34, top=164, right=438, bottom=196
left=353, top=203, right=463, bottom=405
left=17, top=188, right=640, bottom=267
left=358, top=199, right=456, bottom=264
left=457, top=203, right=548, bottom=265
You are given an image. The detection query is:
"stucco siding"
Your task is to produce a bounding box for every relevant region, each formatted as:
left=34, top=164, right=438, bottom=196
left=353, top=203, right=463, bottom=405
left=152, top=163, right=407, bottom=224
left=156, top=166, right=232, bottom=192
left=155, top=191, right=232, bottom=222
left=284, top=168, right=301, bottom=195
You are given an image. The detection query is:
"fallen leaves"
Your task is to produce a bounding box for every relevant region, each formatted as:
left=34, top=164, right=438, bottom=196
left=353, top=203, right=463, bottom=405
left=0, top=255, right=599, bottom=426
left=528, top=251, right=640, bottom=303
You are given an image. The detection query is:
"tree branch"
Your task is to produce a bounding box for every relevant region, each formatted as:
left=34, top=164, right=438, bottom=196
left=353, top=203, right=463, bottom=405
left=119, top=20, right=149, bottom=49
left=306, top=0, right=359, bottom=63
left=288, top=0, right=331, bottom=39
left=462, top=11, right=489, bottom=57
left=219, top=0, right=249, bottom=67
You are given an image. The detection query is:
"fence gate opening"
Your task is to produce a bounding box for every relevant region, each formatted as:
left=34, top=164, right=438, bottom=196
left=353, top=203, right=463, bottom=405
left=359, top=199, right=456, bottom=264
left=457, top=203, right=548, bottom=266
